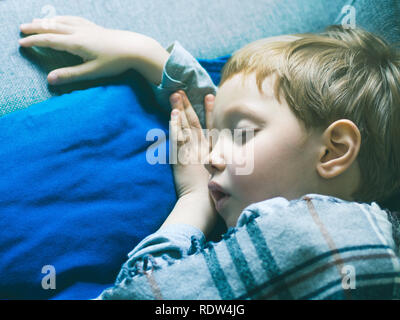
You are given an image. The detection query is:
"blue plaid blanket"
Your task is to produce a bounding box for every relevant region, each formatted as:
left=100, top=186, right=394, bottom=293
left=98, top=194, right=400, bottom=299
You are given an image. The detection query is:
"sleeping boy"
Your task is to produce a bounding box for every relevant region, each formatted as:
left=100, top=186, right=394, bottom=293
left=19, top=16, right=400, bottom=299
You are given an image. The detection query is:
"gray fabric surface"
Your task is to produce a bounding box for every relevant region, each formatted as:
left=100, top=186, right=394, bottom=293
left=0, top=0, right=399, bottom=116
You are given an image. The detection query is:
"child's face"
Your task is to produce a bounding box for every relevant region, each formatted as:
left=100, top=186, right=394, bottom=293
left=206, top=72, right=321, bottom=227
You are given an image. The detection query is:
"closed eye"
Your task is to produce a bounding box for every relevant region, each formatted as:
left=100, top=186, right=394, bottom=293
left=233, top=128, right=259, bottom=144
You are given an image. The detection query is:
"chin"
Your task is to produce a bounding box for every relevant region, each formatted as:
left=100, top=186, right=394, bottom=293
left=221, top=209, right=241, bottom=228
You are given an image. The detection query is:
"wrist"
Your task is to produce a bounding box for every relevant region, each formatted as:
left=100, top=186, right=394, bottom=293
left=161, top=191, right=218, bottom=236
left=128, top=37, right=170, bottom=85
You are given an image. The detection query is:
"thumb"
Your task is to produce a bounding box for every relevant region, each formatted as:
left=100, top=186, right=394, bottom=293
left=47, top=60, right=100, bottom=85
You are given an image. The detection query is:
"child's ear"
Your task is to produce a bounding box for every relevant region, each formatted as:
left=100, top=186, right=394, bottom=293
left=316, top=119, right=361, bottom=179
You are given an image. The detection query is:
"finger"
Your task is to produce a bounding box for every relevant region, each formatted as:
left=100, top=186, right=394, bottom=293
left=169, top=109, right=179, bottom=145
left=18, top=33, right=74, bottom=52
left=47, top=60, right=100, bottom=85
left=170, top=109, right=186, bottom=146
left=179, top=90, right=202, bottom=130
left=52, top=15, right=95, bottom=26
left=204, top=94, right=215, bottom=130
left=169, top=109, right=179, bottom=164
left=20, top=20, right=74, bottom=35
left=170, top=93, right=189, bottom=129
left=204, top=94, right=216, bottom=152
left=31, top=16, right=93, bottom=27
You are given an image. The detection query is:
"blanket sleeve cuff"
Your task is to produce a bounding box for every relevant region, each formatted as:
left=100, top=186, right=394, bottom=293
left=127, top=223, right=205, bottom=259
left=113, top=223, right=205, bottom=284
left=151, top=41, right=217, bottom=129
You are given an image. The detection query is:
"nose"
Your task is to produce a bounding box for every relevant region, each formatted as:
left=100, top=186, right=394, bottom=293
left=204, top=143, right=226, bottom=174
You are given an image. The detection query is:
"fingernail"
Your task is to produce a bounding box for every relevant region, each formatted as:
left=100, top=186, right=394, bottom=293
left=48, top=73, right=58, bottom=84
left=170, top=94, right=181, bottom=104
left=171, top=109, right=179, bottom=118
left=206, top=95, right=214, bottom=102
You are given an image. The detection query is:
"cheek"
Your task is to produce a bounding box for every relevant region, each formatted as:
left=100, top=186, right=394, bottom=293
left=227, top=132, right=307, bottom=201
left=226, top=140, right=277, bottom=202
left=228, top=167, right=263, bottom=203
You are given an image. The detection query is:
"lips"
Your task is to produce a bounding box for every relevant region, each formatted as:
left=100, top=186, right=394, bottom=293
left=208, top=181, right=230, bottom=211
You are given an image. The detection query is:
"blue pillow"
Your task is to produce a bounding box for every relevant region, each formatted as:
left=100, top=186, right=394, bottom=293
left=0, top=72, right=180, bottom=299
left=0, top=51, right=228, bottom=299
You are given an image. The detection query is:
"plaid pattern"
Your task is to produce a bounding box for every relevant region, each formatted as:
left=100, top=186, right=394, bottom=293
left=98, top=194, right=400, bottom=299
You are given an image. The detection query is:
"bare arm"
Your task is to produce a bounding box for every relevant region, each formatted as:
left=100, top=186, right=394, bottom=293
left=19, top=16, right=169, bottom=86
left=160, top=191, right=217, bottom=236
left=20, top=16, right=219, bottom=235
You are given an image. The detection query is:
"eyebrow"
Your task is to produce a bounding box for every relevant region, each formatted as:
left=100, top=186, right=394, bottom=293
left=212, top=105, right=266, bottom=128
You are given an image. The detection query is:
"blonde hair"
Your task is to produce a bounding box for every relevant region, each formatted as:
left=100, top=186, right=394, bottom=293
left=220, top=26, right=400, bottom=203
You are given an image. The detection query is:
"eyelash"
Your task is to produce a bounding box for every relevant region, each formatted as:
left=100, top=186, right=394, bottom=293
left=233, top=128, right=258, bottom=144
left=208, top=127, right=259, bottom=151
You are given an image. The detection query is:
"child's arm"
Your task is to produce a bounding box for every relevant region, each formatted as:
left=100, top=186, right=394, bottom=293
left=96, top=92, right=219, bottom=299
left=19, top=16, right=217, bottom=128
left=19, top=16, right=169, bottom=86
left=104, top=91, right=217, bottom=293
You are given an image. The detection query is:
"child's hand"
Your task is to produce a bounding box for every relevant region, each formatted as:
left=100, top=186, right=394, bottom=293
left=162, top=90, right=218, bottom=235
left=19, top=16, right=169, bottom=85
left=169, top=90, right=215, bottom=199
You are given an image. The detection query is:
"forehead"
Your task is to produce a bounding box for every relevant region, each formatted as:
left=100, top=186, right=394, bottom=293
left=217, top=73, right=276, bottom=105
left=211, top=73, right=277, bottom=126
